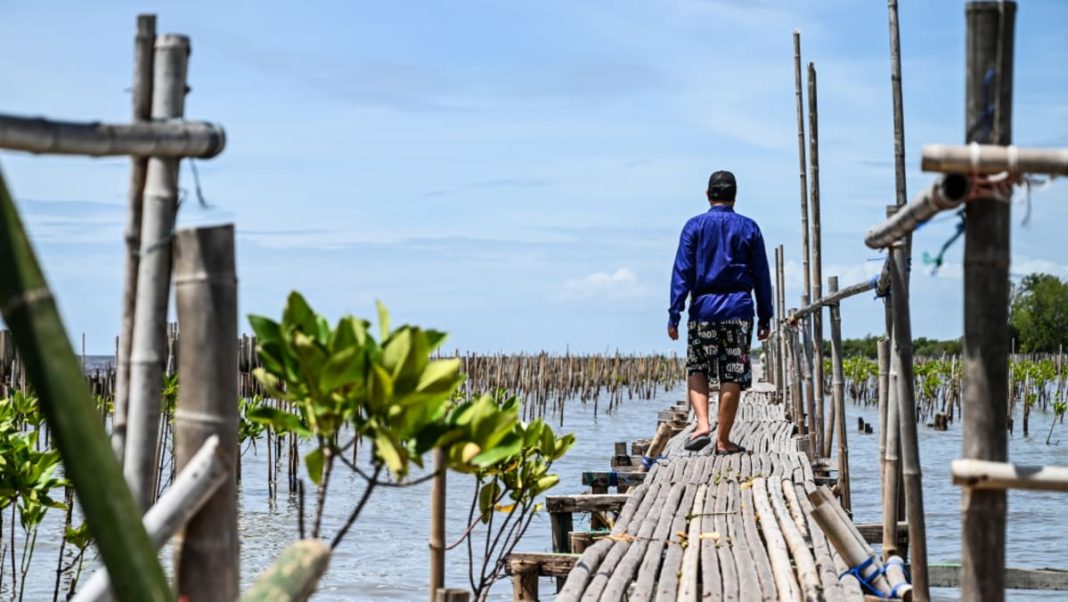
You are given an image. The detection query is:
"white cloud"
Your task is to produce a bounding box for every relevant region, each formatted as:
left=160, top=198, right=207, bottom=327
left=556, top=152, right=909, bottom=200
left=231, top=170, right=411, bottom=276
left=562, top=267, right=650, bottom=299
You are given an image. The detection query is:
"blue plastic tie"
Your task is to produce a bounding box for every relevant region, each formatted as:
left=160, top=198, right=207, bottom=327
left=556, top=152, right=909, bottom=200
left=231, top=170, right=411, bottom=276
left=839, top=556, right=898, bottom=598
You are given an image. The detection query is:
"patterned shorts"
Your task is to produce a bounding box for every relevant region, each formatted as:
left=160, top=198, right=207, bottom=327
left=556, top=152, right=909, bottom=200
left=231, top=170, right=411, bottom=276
left=686, top=318, right=753, bottom=389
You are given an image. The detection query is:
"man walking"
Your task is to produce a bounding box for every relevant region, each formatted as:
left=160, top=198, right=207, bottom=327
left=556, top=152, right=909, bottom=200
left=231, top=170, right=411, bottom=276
left=668, top=170, right=773, bottom=453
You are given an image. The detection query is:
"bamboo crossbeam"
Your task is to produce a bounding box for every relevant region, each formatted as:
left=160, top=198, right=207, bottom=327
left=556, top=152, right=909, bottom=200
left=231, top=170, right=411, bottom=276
left=0, top=114, right=225, bottom=158
left=790, top=274, right=880, bottom=320
left=864, top=175, right=972, bottom=249
left=952, top=459, right=1068, bottom=492
left=922, top=143, right=1068, bottom=176
left=72, top=436, right=228, bottom=602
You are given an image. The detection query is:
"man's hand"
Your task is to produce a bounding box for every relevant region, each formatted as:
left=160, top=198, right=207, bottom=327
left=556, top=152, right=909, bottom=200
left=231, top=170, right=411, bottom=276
left=668, top=324, right=679, bottom=341
left=757, top=325, right=770, bottom=341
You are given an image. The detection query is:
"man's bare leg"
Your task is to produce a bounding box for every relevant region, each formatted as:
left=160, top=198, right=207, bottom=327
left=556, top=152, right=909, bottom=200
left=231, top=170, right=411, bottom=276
left=716, top=382, right=742, bottom=451
left=688, top=373, right=711, bottom=439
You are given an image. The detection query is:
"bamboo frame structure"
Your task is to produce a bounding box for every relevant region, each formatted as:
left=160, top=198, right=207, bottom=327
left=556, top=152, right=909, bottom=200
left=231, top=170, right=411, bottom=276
left=72, top=436, right=228, bottom=602
left=0, top=114, right=224, bottom=158
left=173, top=224, right=239, bottom=600
left=922, top=143, right=1068, bottom=176
left=0, top=168, right=171, bottom=600
left=124, top=33, right=191, bottom=511
left=952, top=459, right=1068, bottom=492
left=114, top=13, right=156, bottom=463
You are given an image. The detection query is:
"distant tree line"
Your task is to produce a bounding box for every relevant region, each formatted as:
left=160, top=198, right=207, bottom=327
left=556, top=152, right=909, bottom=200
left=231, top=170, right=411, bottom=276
left=816, top=335, right=962, bottom=359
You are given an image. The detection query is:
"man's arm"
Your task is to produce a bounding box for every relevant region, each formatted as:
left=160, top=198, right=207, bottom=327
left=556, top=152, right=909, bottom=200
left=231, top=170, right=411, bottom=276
left=668, top=222, right=695, bottom=329
left=750, top=228, right=774, bottom=334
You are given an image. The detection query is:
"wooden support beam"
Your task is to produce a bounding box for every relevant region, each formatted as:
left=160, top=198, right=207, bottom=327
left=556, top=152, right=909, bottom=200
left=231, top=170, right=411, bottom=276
left=546, top=494, right=628, bottom=513
left=952, top=459, right=1068, bottom=492
left=581, top=471, right=647, bottom=489
left=505, top=552, right=578, bottom=577
left=928, top=565, right=1068, bottom=591
left=854, top=522, right=908, bottom=545
left=922, top=143, right=1068, bottom=176
left=0, top=114, right=225, bottom=158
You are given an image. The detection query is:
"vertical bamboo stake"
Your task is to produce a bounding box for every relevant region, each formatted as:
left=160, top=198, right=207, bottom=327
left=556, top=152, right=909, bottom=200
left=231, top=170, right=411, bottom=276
left=429, top=449, right=445, bottom=601
left=124, top=33, right=189, bottom=511
left=793, top=31, right=812, bottom=306
left=827, top=277, right=850, bottom=512
left=113, top=13, right=156, bottom=462
left=800, top=295, right=816, bottom=460
left=173, top=224, right=239, bottom=600
left=776, top=246, right=788, bottom=409
left=882, top=300, right=901, bottom=558
left=808, top=62, right=826, bottom=459
left=962, top=3, right=1015, bottom=600
left=889, top=236, right=928, bottom=598
left=877, top=337, right=891, bottom=484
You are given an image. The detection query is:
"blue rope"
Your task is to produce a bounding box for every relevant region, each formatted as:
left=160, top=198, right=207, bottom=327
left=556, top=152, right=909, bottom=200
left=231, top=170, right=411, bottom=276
left=640, top=454, right=666, bottom=470
left=839, top=556, right=896, bottom=598
left=922, top=209, right=966, bottom=275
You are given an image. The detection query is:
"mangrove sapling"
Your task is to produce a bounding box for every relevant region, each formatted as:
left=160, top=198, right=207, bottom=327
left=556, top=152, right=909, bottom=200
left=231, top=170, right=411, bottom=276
left=1047, top=399, right=1067, bottom=445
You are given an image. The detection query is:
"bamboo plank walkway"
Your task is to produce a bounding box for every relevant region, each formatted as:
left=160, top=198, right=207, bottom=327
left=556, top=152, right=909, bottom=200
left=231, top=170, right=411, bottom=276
left=557, top=383, right=863, bottom=601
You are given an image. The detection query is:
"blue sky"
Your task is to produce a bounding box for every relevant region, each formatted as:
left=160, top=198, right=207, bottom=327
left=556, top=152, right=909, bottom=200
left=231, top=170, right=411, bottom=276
left=1, top=1, right=1066, bottom=354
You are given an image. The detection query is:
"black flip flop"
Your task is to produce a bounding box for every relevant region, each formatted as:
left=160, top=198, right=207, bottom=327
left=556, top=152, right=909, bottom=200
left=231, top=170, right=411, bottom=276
left=684, top=433, right=711, bottom=452
left=714, top=444, right=746, bottom=456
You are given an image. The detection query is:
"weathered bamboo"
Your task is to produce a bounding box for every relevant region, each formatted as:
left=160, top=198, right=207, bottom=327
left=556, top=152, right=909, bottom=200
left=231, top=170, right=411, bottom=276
left=638, top=423, right=672, bottom=473
left=808, top=61, right=825, bottom=459
left=776, top=245, right=788, bottom=407
left=961, top=4, right=1015, bottom=600
left=800, top=294, right=816, bottom=459
left=0, top=115, right=224, bottom=158
left=887, top=0, right=909, bottom=212
left=789, top=322, right=806, bottom=436
left=0, top=167, right=171, bottom=600
left=827, top=277, right=851, bottom=513
left=807, top=489, right=892, bottom=596
left=113, top=14, right=156, bottom=463
left=429, top=449, right=446, bottom=602
left=864, top=174, right=972, bottom=249
left=790, top=276, right=879, bottom=321
left=124, top=33, right=191, bottom=511
left=877, top=338, right=891, bottom=484
left=752, top=477, right=800, bottom=601
left=172, top=224, right=239, bottom=600
left=793, top=30, right=812, bottom=307
left=882, top=309, right=902, bottom=558
left=922, top=143, right=1068, bottom=176
left=240, top=540, right=331, bottom=602
left=885, top=556, right=913, bottom=602
left=952, top=459, right=1068, bottom=492
left=72, top=436, right=228, bottom=602
left=889, top=234, right=928, bottom=597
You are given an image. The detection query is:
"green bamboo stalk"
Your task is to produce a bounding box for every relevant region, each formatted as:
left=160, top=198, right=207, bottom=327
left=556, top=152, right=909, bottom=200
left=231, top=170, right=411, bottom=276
left=0, top=166, right=171, bottom=601
left=240, top=540, right=331, bottom=602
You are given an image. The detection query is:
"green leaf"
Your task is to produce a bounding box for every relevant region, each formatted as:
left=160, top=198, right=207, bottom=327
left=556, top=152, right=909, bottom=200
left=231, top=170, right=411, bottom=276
left=471, top=433, right=522, bottom=468
left=305, top=448, right=325, bottom=485
left=478, top=481, right=500, bottom=523
left=319, top=347, right=366, bottom=392
left=375, top=432, right=404, bottom=476
left=382, top=328, right=412, bottom=378
left=376, top=299, right=390, bottom=341
left=535, top=475, right=560, bottom=493
left=283, top=291, right=318, bottom=334
left=247, top=406, right=310, bottom=437
left=417, top=359, right=462, bottom=395
left=248, top=314, right=282, bottom=345
left=369, top=362, right=394, bottom=410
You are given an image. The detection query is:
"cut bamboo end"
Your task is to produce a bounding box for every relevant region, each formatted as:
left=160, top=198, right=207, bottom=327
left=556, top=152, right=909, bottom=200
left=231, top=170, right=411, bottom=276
left=240, top=539, right=331, bottom=602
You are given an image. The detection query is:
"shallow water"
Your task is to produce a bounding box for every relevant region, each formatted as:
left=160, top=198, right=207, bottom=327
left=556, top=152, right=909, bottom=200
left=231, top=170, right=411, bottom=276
left=11, top=368, right=1068, bottom=600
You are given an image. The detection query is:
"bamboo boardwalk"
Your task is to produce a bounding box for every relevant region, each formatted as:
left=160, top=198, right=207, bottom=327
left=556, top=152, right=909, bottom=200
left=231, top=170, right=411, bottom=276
left=557, top=383, right=863, bottom=601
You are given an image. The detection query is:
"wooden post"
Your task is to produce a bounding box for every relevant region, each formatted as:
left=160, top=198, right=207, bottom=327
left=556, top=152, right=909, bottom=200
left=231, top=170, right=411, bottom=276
left=429, top=449, right=446, bottom=602
left=123, top=33, right=190, bottom=511
left=113, top=13, right=156, bottom=463
left=827, top=277, right=851, bottom=512
left=173, top=224, right=239, bottom=600
left=962, top=3, right=1015, bottom=600
left=889, top=229, right=929, bottom=598
left=808, top=62, right=826, bottom=460
left=434, top=589, right=470, bottom=602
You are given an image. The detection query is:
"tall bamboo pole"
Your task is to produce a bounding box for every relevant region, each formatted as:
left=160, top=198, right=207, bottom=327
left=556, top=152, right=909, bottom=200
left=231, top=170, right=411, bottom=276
left=800, top=295, right=816, bottom=460
left=808, top=62, right=825, bottom=459
left=173, top=224, right=239, bottom=600
left=113, top=13, right=156, bottom=462
left=827, top=277, right=850, bottom=512
left=877, top=337, right=891, bottom=483
left=882, top=297, right=901, bottom=558
left=429, top=449, right=445, bottom=601
left=792, top=31, right=811, bottom=308
left=124, top=34, right=190, bottom=511
left=0, top=168, right=171, bottom=600
left=962, top=3, right=1015, bottom=599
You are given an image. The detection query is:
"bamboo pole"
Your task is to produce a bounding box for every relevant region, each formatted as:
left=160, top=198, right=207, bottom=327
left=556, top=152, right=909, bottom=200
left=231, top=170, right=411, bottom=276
left=877, top=338, right=891, bottom=485
left=952, top=459, right=1068, bottom=492
left=0, top=115, right=224, bottom=158
left=889, top=235, right=929, bottom=598
left=173, top=224, right=239, bottom=600
left=882, top=304, right=901, bottom=558
left=429, top=449, right=445, bottom=601
left=113, top=14, right=156, bottom=463
left=807, top=490, right=892, bottom=596
left=793, top=30, right=812, bottom=307
left=922, top=143, right=1068, bottom=176
left=828, top=277, right=851, bottom=513
left=864, top=175, right=972, bottom=249
left=808, top=61, right=826, bottom=459
left=962, top=4, right=1015, bottom=599
left=800, top=294, right=816, bottom=459
left=0, top=167, right=171, bottom=600
left=790, top=276, right=878, bottom=322
left=788, top=324, right=807, bottom=444
left=72, top=436, right=228, bottom=602
left=124, top=33, right=191, bottom=512
left=775, top=245, right=788, bottom=408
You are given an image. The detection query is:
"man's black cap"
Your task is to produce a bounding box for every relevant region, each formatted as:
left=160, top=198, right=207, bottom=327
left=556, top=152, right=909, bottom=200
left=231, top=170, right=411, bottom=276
left=707, top=170, right=737, bottom=202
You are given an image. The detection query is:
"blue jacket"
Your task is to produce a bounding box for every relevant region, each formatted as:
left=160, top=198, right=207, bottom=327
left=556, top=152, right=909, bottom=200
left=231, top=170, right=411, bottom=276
left=668, top=205, right=774, bottom=328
